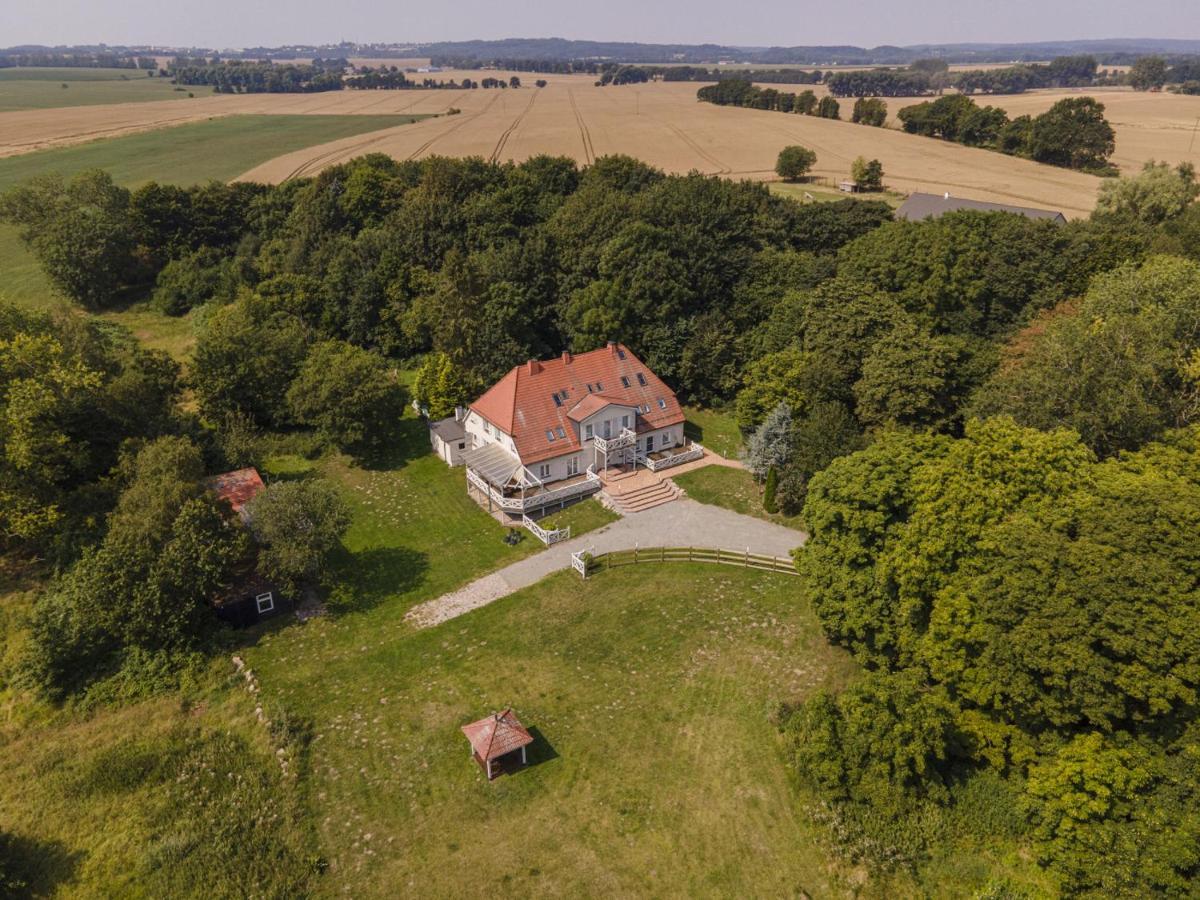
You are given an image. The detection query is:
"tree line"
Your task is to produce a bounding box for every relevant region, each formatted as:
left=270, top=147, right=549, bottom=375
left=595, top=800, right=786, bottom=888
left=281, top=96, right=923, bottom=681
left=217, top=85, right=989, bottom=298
left=697, top=78, right=842, bottom=117
left=899, top=94, right=1117, bottom=172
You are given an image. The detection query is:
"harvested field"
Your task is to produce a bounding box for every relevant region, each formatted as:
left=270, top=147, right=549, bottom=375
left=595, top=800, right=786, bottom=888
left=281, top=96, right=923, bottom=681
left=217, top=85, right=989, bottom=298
left=6, top=75, right=1199, bottom=217
left=234, top=78, right=1105, bottom=216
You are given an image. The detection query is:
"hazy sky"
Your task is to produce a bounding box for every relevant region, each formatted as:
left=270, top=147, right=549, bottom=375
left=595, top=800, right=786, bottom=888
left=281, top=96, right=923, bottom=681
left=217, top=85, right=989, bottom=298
left=2, top=0, right=1197, bottom=49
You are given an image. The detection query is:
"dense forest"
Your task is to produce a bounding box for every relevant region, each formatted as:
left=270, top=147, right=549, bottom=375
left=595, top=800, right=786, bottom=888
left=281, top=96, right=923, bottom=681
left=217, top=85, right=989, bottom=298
left=2, top=151, right=1200, bottom=890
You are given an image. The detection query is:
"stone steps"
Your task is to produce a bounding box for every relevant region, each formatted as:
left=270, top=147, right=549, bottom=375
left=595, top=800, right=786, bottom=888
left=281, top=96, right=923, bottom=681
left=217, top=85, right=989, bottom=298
left=604, top=479, right=680, bottom=514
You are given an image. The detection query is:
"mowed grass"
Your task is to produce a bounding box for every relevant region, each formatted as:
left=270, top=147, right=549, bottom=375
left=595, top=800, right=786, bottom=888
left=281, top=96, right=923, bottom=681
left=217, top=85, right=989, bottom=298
left=0, top=67, right=189, bottom=112
left=683, top=406, right=743, bottom=459
left=769, top=180, right=905, bottom=207
left=262, top=418, right=615, bottom=625
left=245, top=562, right=859, bottom=896
left=674, top=465, right=806, bottom=532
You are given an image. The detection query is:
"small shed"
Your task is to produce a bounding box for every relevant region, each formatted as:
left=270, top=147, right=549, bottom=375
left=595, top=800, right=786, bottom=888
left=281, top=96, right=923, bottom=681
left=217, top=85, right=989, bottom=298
left=213, top=569, right=292, bottom=628
left=430, top=414, right=469, bottom=466
left=203, top=467, right=266, bottom=524
left=838, top=180, right=860, bottom=193
left=461, top=708, right=534, bottom=780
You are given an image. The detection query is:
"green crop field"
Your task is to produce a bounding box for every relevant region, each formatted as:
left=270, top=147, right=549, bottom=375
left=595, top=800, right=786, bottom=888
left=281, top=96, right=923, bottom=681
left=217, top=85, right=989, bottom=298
left=0, top=113, right=428, bottom=348
left=0, top=67, right=191, bottom=111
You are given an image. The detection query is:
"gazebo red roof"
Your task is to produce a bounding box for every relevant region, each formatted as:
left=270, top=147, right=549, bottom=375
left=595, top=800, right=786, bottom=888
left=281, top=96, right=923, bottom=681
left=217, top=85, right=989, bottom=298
left=461, top=708, right=534, bottom=762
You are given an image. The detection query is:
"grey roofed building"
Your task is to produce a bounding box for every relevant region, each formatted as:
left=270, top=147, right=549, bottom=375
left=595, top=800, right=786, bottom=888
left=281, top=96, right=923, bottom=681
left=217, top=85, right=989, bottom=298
left=896, top=192, right=1067, bottom=224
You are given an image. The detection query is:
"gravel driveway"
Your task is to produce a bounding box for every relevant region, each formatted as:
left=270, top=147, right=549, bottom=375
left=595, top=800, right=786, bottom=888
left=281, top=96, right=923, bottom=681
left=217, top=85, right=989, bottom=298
left=405, top=499, right=806, bottom=628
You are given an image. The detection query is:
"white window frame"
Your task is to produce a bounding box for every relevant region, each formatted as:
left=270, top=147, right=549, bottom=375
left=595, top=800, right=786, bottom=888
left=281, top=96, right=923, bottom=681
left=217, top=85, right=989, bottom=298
left=538, top=463, right=551, bottom=479
left=256, top=592, right=275, bottom=614
left=621, top=414, right=630, bottom=428
left=585, top=423, right=593, bottom=439
left=566, top=456, right=579, bottom=476
left=645, top=435, right=655, bottom=452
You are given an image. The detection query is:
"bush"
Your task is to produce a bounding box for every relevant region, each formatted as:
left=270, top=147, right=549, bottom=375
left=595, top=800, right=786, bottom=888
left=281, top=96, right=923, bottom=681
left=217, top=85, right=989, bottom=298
left=763, top=465, right=779, bottom=513
left=775, top=145, right=817, bottom=182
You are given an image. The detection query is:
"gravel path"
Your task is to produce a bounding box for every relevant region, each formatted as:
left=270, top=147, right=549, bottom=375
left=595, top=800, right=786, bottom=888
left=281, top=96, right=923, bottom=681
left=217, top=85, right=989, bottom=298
left=404, top=499, right=806, bottom=629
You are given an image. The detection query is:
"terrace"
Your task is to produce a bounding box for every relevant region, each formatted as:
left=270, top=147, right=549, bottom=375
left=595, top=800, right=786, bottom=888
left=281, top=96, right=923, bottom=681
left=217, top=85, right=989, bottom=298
left=464, top=443, right=601, bottom=515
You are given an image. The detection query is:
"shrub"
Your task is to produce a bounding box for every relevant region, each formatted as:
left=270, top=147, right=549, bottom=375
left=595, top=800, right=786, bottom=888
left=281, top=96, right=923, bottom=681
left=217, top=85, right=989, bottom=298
left=763, top=465, right=779, bottom=513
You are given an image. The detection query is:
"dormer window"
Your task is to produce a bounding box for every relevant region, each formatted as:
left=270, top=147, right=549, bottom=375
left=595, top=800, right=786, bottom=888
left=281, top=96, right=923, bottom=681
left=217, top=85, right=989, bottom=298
left=620, top=376, right=630, bottom=388
left=636, top=372, right=647, bottom=386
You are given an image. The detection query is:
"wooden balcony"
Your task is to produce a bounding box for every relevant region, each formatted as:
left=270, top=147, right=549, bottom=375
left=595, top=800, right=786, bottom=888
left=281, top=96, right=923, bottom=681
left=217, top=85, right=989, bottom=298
left=467, top=467, right=601, bottom=513
left=593, top=428, right=637, bottom=454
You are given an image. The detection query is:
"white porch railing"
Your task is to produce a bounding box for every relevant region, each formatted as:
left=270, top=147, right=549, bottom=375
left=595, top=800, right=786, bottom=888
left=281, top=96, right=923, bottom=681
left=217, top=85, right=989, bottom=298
left=522, top=514, right=571, bottom=545
left=593, top=428, right=637, bottom=454
left=640, top=442, right=705, bottom=472
left=467, top=466, right=601, bottom=512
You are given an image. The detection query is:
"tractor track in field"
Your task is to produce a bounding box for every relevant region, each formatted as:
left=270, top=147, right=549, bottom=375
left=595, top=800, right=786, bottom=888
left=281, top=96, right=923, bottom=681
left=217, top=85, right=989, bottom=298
left=568, top=88, right=595, bottom=164
left=403, top=90, right=502, bottom=161
left=489, top=89, right=538, bottom=163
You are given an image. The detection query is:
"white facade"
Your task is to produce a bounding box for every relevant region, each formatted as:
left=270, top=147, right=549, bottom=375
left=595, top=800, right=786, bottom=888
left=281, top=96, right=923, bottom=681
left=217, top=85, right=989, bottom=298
left=463, top=402, right=683, bottom=487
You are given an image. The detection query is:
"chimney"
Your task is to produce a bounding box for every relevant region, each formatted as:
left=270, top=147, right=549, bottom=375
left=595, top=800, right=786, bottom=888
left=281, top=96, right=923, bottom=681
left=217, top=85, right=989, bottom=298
left=562, top=350, right=572, bottom=364
left=527, top=360, right=541, bottom=375
left=607, top=340, right=616, bottom=355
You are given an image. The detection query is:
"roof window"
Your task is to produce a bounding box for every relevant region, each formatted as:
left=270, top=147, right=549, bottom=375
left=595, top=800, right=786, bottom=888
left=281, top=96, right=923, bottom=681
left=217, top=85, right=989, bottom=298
left=617, top=348, right=626, bottom=360
left=620, top=376, right=630, bottom=388
left=556, top=426, right=566, bottom=439
left=657, top=397, right=667, bottom=409
left=636, top=372, right=647, bottom=386
left=552, top=394, right=563, bottom=407
left=546, top=429, right=555, bottom=442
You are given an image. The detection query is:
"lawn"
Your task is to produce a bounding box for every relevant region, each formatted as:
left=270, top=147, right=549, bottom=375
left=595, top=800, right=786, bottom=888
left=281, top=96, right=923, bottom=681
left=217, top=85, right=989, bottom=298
left=769, top=180, right=904, bottom=207
left=244, top=562, right=860, bottom=896
left=262, top=418, right=615, bottom=625
left=0, top=113, right=427, bottom=351
left=683, top=405, right=743, bottom=459
left=0, top=67, right=190, bottom=112
left=673, top=465, right=806, bottom=532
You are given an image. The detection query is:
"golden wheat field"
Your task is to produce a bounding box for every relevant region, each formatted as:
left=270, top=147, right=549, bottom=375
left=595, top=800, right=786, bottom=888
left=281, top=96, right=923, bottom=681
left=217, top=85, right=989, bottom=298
left=3, top=70, right=1199, bottom=217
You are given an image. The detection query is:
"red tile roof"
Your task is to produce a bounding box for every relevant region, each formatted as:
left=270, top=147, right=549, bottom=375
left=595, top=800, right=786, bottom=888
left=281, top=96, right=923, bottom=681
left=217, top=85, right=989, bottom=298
left=461, top=708, right=534, bottom=762
left=470, top=343, right=685, bottom=465
left=204, top=468, right=265, bottom=519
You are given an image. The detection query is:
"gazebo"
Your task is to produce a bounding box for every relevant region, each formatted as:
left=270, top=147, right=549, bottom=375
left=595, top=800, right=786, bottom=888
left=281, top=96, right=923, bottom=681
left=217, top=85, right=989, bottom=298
left=461, top=708, right=534, bottom=780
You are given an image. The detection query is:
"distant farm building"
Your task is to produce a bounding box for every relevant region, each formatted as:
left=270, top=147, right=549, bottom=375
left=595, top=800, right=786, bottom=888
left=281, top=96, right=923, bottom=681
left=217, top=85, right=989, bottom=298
left=897, top=191, right=1066, bottom=224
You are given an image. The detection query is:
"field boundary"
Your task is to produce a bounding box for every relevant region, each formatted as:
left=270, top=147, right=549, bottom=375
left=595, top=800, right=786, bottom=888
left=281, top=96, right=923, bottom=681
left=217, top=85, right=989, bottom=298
left=572, top=545, right=796, bottom=578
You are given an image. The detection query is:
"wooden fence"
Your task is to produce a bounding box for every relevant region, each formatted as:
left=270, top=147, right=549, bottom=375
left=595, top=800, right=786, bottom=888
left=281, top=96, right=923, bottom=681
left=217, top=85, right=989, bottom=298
left=571, top=545, right=797, bottom=579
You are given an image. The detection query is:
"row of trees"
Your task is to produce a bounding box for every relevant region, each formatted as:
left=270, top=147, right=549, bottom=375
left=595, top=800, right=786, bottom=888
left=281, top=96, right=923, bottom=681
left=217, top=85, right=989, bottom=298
left=168, top=60, right=345, bottom=93
left=697, top=79, right=841, bottom=118
left=898, top=94, right=1116, bottom=171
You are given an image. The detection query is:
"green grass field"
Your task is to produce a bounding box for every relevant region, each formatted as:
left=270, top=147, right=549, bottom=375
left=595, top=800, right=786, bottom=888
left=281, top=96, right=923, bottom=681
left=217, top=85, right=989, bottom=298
left=245, top=562, right=858, bottom=896
left=683, top=406, right=743, bottom=459
left=0, top=113, right=424, bottom=194
left=0, top=67, right=190, bottom=112
left=769, top=181, right=904, bottom=207
left=0, top=113, right=427, bottom=346
left=673, top=465, right=806, bottom=531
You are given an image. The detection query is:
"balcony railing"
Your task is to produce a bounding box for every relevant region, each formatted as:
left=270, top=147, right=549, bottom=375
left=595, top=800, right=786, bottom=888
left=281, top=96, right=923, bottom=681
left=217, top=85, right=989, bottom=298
left=639, top=442, right=705, bottom=472
left=593, top=428, right=637, bottom=454
left=467, top=466, right=601, bottom=512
